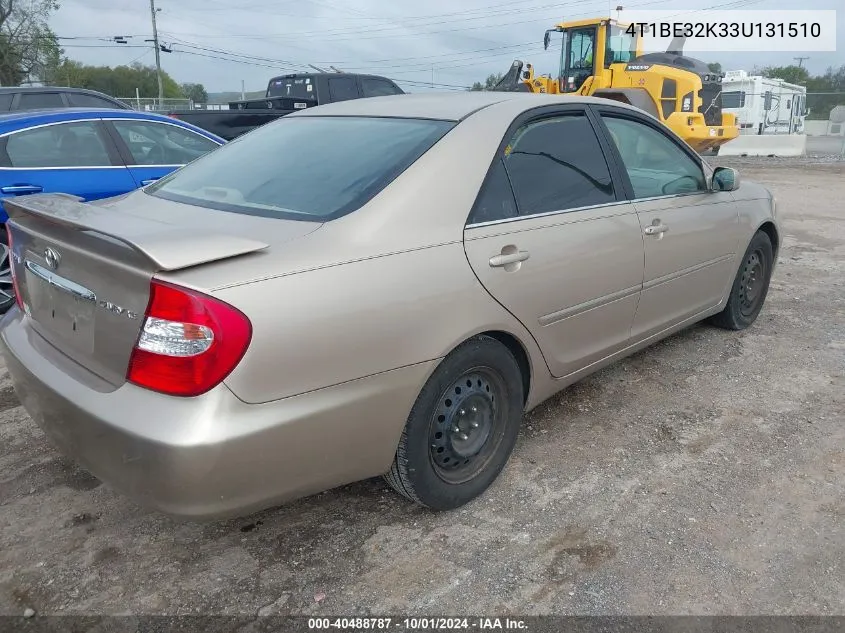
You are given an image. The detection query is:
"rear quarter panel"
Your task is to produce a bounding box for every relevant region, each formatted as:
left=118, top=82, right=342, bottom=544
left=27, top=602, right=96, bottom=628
left=215, top=242, right=545, bottom=404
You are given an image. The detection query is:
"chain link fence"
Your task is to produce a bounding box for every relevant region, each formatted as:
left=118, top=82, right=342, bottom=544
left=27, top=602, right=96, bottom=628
left=116, top=97, right=194, bottom=112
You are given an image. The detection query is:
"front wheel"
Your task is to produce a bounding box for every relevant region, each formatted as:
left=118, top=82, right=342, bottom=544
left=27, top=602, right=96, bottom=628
left=709, top=230, right=773, bottom=330
left=384, top=335, right=524, bottom=510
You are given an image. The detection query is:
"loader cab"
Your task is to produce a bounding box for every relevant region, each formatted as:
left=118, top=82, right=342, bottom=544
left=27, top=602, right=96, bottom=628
left=560, top=26, right=597, bottom=93
left=555, top=20, right=640, bottom=93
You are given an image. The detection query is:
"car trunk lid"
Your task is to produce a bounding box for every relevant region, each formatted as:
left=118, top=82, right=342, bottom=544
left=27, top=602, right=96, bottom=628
left=4, top=193, right=275, bottom=388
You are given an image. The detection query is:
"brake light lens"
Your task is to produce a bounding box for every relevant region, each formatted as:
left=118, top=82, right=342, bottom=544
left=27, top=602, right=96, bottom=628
left=127, top=280, right=252, bottom=397
left=5, top=224, right=23, bottom=310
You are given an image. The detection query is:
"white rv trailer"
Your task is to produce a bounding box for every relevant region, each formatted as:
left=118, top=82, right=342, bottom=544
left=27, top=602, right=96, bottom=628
left=721, top=70, right=807, bottom=135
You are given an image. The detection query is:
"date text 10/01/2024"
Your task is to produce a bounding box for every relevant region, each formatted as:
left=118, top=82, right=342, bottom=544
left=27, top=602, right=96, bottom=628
left=624, top=21, right=821, bottom=38
left=307, top=617, right=528, bottom=630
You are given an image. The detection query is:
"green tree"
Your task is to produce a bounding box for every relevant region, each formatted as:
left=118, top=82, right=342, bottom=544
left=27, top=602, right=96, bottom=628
left=180, top=82, right=208, bottom=104
left=760, top=65, right=810, bottom=85
left=805, top=65, right=845, bottom=120
left=50, top=59, right=182, bottom=98
left=470, top=72, right=504, bottom=91
left=0, top=0, right=62, bottom=85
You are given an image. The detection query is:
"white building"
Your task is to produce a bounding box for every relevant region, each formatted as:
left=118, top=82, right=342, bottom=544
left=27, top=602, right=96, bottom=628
left=721, top=70, right=807, bottom=135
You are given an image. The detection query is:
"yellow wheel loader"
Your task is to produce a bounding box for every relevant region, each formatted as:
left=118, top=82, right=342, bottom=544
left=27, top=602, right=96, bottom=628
left=492, top=18, right=739, bottom=152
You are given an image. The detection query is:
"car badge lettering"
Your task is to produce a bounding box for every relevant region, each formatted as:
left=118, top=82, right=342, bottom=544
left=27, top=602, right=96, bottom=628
left=97, top=300, right=139, bottom=320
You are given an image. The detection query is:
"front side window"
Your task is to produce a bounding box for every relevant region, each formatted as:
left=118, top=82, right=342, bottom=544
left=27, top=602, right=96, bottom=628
left=602, top=115, right=706, bottom=198
left=502, top=113, right=615, bottom=215
left=112, top=120, right=219, bottom=165
left=148, top=116, right=454, bottom=221
left=568, top=28, right=595, bottom=70
left=4, top=121, right=112, bottom=168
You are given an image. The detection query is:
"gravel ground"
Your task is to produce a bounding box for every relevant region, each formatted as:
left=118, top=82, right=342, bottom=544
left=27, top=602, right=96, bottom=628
left=0, top=159, right=843, bottom=619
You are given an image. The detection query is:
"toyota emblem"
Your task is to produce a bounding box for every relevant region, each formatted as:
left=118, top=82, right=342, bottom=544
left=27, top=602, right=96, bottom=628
left=44, top=247, right=60, bottom=271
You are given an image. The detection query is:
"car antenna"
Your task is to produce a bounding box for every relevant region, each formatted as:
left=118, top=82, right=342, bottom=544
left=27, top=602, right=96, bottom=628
left=308, top=64, right=328, bottom=73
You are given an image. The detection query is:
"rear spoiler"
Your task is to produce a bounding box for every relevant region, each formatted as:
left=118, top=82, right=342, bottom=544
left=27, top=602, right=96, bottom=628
left=3, top=194, right=268, bottom=271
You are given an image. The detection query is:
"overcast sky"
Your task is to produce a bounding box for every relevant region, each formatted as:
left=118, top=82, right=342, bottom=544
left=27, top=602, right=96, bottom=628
left=50, top=0, right=844, bottom=95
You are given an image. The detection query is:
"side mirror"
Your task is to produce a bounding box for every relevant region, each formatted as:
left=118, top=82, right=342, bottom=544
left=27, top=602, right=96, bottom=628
left=712, top=166, right=740, bottom=192
left=543, top=30, right=551, bottom=50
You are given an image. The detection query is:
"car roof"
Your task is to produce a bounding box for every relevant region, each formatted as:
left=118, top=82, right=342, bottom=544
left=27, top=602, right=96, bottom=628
left=0, top=85, right=119, bottom=96
left=0, top=108, right=225, bottom=141
left=292, top=91, right=641, bottom=121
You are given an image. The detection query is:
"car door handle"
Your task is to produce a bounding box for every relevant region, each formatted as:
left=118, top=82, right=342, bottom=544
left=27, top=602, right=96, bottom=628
left=643, top=223, right=669, bottom=236
left=1, top=184, right=43, bottom=194
left=489, top=251, right=530, bottom=267
left=140, top=178, right=160, bottom=186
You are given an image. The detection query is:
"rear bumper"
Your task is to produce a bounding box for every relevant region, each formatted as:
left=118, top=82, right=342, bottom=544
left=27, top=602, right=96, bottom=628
left=0, top=309, right=435, bottom=520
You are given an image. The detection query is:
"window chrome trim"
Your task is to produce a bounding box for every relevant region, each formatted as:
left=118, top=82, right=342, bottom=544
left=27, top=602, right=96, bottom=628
left=465, top=199, right=632, bottom=229
left=0, top=165, right=126, bottom=171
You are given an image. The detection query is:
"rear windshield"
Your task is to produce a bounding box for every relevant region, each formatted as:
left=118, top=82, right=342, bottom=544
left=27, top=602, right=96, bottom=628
left=266, top=77, right=315, bottom=99
left=147, top=116, right=454, bottom=221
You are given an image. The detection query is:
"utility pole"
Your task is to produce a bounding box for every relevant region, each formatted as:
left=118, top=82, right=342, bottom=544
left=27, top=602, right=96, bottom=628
left=149, top=0, right=164, bottom=107
left=794, top=56, right=809, bottom=69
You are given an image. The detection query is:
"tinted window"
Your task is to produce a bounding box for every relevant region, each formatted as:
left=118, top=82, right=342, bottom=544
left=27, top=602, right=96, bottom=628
left=17, top=92, right=64, bottom=109
left=502, top=114, right=615, bottom=215
left=148, top=116, right=453, bottom=221
left=0, top=94, right=12, bottom=111
left=266, top=77, right=313, bottom=99
left=328, top=77, right=359, bottom=102
left=5, top=121, right=112, bottom=168
left=361, top=78, right=402, bottom=97
left=468, top=159, right=518, bottom=224
left=722, top=91, right=746, bottom=108
left=68, top=92, right=122, bottom=108
left=602, top=116, right=706, bottom=198
left=112, top=120, right=219, bottom=165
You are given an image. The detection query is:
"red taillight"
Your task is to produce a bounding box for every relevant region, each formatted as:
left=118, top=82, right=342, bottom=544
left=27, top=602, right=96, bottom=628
left=127, top=280, right=252, bottom=397
left=5, top=224, right=23, bottom=310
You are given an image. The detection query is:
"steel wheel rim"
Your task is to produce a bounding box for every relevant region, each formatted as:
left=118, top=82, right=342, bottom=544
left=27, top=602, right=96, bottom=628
left=738, top=248, right=765, bottom=317
left=428, top=367, right=507, bottom=484
left=0, top=243, right=14, bottom=305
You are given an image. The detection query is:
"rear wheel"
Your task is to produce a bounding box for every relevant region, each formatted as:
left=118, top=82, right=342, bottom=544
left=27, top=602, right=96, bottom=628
left=0, top=230, right=14, bottom=314
left=709, top=230, right=773, bottom=330
left=384, top=335, right=524, bottom=510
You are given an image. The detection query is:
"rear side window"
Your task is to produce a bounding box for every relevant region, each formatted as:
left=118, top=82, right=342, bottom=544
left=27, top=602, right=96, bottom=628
left=68, top=93, right=122, bottom=108
left=361, top=78, right=403, bottom=97
left=4, top=121, right=112, bottom=168
left=0, top=94, right=12, bottom=111
left=148, top=116, right=454, bottom=221
left=328, top=77, right=360, bottom=102
left=18, top=92, right=65, bottom=109
left=503, top=113, right=615, bottom=214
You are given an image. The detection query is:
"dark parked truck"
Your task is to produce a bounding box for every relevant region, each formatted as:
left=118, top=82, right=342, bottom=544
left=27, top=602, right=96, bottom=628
left=168, top=72, right=405, bottom=140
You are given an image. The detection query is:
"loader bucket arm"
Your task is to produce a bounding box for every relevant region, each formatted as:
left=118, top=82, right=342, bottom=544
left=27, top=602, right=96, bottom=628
left=491, top=60, right=528, bottom=92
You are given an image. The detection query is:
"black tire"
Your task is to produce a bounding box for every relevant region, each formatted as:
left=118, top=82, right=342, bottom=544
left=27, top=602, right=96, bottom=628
left=709, top=230, right=773, bottom=330
left=384, top=335, right=524, bottom=510
left=0, top=228, right=14, bottom=315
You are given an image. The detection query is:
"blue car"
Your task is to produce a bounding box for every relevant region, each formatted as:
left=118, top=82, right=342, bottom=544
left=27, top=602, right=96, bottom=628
left=0, top=108, right=224, bottom=310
